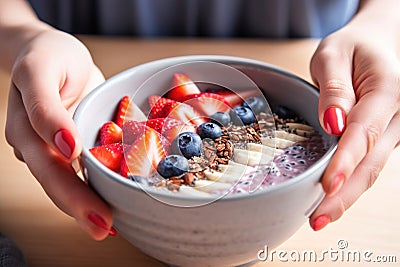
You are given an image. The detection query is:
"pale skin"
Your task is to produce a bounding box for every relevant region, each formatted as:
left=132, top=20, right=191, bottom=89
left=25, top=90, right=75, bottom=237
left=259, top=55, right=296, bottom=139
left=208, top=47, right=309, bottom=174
left=1, top=0, right=399, bottom=240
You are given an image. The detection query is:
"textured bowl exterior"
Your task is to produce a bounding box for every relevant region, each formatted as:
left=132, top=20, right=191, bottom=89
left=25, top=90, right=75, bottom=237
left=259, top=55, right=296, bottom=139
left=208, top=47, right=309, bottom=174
left=75, top=56, right=336, bottom=267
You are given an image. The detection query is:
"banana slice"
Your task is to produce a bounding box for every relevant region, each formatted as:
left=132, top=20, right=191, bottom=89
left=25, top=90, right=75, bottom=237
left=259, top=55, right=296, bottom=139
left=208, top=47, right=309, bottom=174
left=261, top=137, right=295, bottom=149
left=292, top=129, right=313, bottom=138
left=193, top=180, right=233, bottom=193
left=179, top=185, right=211, bottom=197
left=246, top=142, right=284, bottom=156
left=285, top=123, right=314, bottom=131
left=203, top=170, right=235, bottom=183
left=204, top=162, right=253, bottom=183
left=218, top=160, right=251, bottom=172
left=233, top=148, right=274, bottom=166
left=275, top=130, right=309, bottom=142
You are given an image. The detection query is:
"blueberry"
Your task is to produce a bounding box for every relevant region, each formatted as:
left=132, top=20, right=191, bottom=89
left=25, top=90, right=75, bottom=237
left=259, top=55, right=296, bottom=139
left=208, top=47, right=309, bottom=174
left=170, top=132, right=203, bottom=159
left=210, top=112, right=231, bottom=126
left=242, top=97, right=268, bottom=114
left=157, top=155, right=189, bottom=178
left=197, top=122, right=222, bottom=140
left=230, top=106, right=256, bottom=125
left=272, top=105, right=298, bottom=120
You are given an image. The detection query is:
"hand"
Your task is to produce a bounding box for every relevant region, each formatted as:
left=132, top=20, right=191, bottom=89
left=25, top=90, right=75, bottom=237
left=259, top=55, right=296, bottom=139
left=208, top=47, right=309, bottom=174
left=309, top=14, right=400, bottom=230
left=4, top=28, right=113, bottom=240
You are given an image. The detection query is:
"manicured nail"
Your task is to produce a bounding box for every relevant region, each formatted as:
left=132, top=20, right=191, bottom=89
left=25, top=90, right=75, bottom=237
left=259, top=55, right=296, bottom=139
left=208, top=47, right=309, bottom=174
left=312, top=214, right=331, bottom=231
left=329, top=173, right=344, bottom=196
left=109, top=227, right=118, bottom=236
left=88, top=212, right=108, bottom=230
left=54, top=129, right=75, bottom=158
left=88, top=212, right=117, bottom=236
left=323, top=107, right=346, bottom=135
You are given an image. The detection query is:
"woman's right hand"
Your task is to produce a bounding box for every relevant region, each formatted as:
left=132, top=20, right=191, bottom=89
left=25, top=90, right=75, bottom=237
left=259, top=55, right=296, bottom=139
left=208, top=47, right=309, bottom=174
left=4, top=27, right=115, bottom=240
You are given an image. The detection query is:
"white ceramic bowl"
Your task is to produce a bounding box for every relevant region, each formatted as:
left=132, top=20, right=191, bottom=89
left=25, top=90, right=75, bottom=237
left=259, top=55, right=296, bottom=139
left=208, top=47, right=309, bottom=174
left=74, top=55, right=337, bottom=266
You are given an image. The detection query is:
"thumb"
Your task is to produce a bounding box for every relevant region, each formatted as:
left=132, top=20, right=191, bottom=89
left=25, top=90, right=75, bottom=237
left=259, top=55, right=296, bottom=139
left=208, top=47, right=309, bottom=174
left=12, top=57, right=82, bottom=160
left=310, top=43, right=356, bottom=136
left=310, top=42, right=357, bottom=195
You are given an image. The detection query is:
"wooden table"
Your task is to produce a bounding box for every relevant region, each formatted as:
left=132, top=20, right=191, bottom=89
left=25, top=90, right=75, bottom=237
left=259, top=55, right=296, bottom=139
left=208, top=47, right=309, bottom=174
left=1, top=37, right=399, bottom=267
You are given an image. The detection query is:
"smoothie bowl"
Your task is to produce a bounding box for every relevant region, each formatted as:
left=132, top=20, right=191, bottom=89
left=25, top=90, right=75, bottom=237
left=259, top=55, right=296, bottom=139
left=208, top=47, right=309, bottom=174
left=74, top=55, right=337, bottom=267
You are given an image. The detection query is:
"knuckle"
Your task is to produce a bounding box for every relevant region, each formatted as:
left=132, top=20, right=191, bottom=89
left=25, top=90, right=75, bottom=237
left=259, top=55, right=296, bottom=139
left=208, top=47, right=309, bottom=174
left=28, top=99, right=50, bottom=131
left=12, top=53, right=36, bottom=84
left=363, top=123, right=381, bottom=153
left=337, top=192, right=355, bottom=214
left=366, top=164, right=382, bottom=191
left=312, top=44, right=341, bottom=62
left=13, top=148, right=25, bottom=162
left=348, top=121, right=381, bottom=154
left=319, top=79, right=356, bottom=108
left=329, top=195, right=346, bottom=222
left=323, top=79, right=353, bottom=99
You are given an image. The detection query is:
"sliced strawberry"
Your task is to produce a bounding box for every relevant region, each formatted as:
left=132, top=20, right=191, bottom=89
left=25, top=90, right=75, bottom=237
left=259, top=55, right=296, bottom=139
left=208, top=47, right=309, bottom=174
left=148, top=95, right=162, bottom=108
left=148, top=95, right=177, bottom=119
left=149, top=96, right=206, bottom=125
left=99, top=121, right=122, bottom=145
left=160, top=135, right=171, bottom=154
left=89, top=143, right=125, bottom=172
left=115, top=96, right=130, bottom=127
left=120, top=127, right=166, bottom=177
left=115, top=96, right=146, bottom=127
left=162, top=123, right=195, bottom=142
left=145, top=117, right=195, bottom=141
left=206, top=88, right=260, bottom=107
left=180, top=92, right=231, bottom=116
left=122, top=118, right=191, bottom=144
left=163, top=101, right=206, bottom=126
left=122, top=120, right=147, bottom=144
left=166, top=73, right=201, bottom=102
left=145, top=118, right=180, bottom=133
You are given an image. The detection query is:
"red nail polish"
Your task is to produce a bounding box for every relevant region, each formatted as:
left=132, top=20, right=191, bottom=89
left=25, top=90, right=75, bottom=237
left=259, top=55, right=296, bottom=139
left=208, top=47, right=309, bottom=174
left=329, top=173, right=344, bottom=196
left=109, top=227, right=118, bottom=236
left=323, top=107, right=346, bottom=135
left=87, top=212, right=109, bottom=231
left=312, top=214, right=331, bottom=231
left=88, top=212, right=117, bottom=236
left=54, top=129, right=75, bottom=158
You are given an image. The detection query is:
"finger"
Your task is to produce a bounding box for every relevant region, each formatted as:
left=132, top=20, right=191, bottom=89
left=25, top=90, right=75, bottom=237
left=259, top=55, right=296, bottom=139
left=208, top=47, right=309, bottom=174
left=6, top=87, right=114, bottom=240
left=321, top=73, right=400, bottom=195
left=68, top=64, right=105, bottom=113
left=324, top=95, right=396, bottom=189
left=312, top=41, right=400, bottom=195
left=309, top=113, right=400, bottom=231
left=310, top=37, right=356, bottom=136
left=13, top=148, right=24, bottom=162
left=11, top=52, right=90, bottom=160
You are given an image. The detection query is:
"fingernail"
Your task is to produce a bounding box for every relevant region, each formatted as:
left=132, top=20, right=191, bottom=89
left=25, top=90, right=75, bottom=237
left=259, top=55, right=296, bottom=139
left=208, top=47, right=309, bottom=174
left=109, top=227, right=118, bottom=236
left=312, top=214, right=331, bottom=231
left=329, top=173, right=345, bottom=196
left=88, top=212, right=111, bottom=232
left=54, top=129, right=75, bottom=158
left=88, top=212, right=108, bottom=230
left=323, top=107, right=346, bottom=135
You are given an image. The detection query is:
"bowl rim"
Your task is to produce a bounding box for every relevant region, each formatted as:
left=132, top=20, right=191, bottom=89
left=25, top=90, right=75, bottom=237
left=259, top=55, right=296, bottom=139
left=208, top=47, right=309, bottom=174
left=74, top=55, right=338, bottom=203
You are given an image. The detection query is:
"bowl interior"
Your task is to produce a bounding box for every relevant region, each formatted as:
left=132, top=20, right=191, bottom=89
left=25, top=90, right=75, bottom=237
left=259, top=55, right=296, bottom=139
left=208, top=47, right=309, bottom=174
left=74, top=56, right=336, bottom=201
